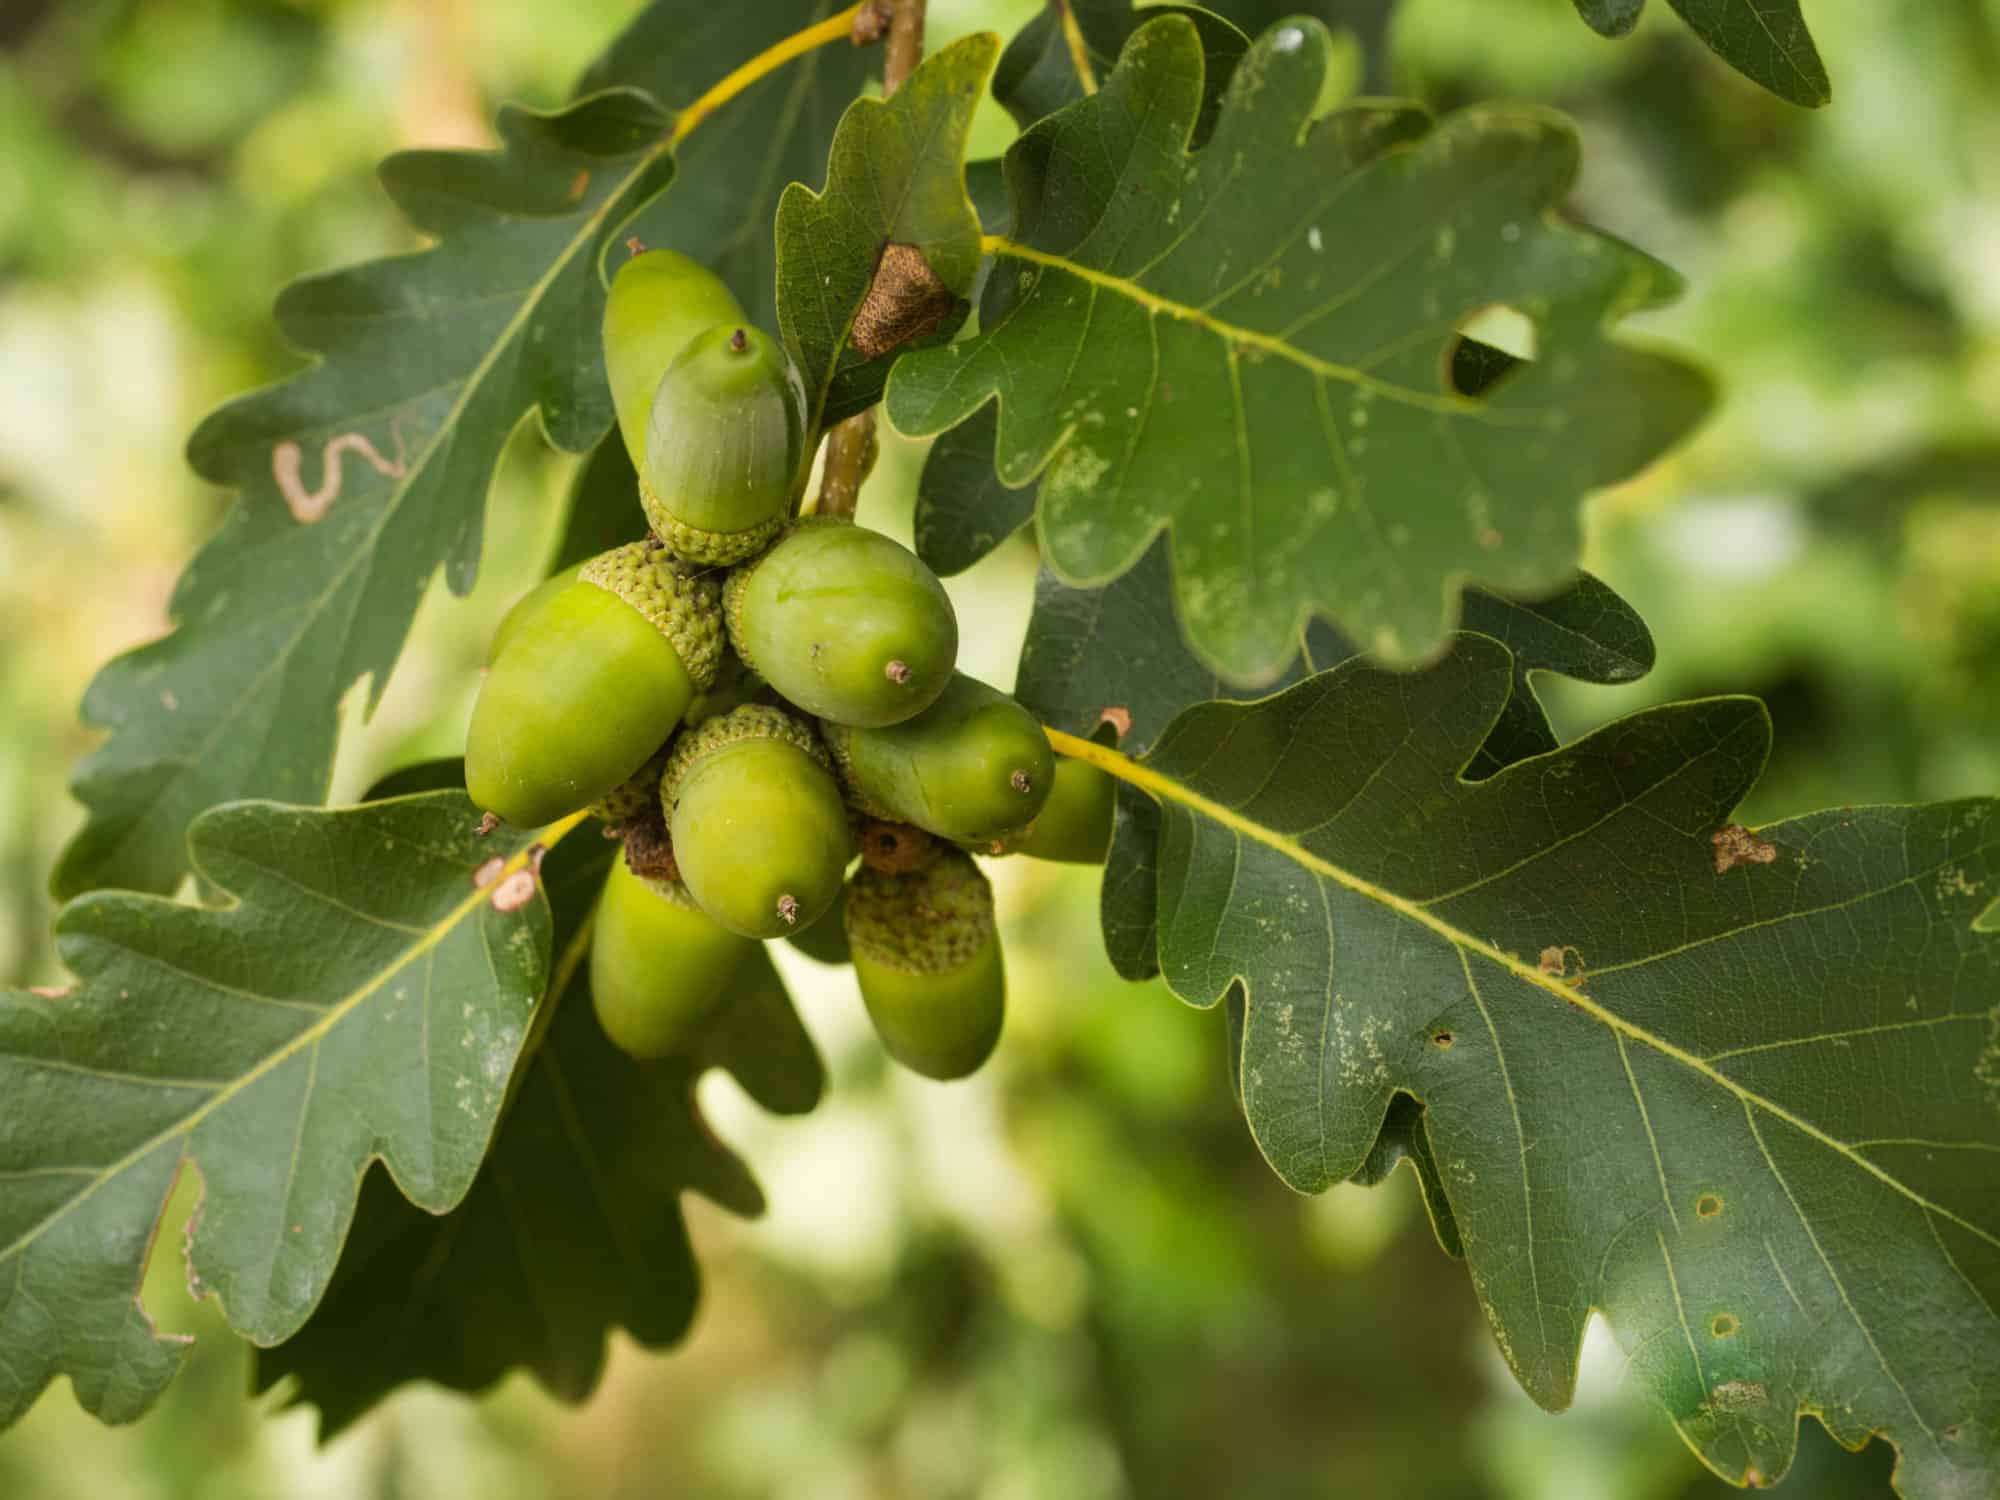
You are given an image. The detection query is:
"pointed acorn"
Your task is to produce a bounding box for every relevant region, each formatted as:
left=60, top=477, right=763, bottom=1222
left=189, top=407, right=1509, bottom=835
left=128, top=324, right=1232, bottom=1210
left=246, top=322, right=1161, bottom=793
left=823, top=673, right=1054, bottom=844
left=660, top=705, right=853, bottom=938
left=984, top=755, right=1113, bottom=864
left=845, top=850, right=1004, bottom=1081
left=466, top=542, right=723, bottom=828
left=725, top=518, right=958, bottom=727
left=603, top=248, right=746, bottom=471
left=642, top=324, right=807, bottom=565
left=590, top=860, right=753, bottom=1060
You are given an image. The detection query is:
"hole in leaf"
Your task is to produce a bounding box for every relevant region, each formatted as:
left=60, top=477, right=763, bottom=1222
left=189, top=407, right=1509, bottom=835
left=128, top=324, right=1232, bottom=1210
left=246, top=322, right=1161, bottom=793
left=1429, top=1029, right=1455, bottom=1049
left=1446, top=305, right=1536, bottom=398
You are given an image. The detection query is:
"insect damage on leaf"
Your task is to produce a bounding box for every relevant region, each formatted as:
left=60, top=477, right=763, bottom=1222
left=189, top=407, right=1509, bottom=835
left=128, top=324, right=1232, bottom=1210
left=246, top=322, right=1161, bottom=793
left=1711, top=822, right=1778, bottom=874
left=851, top=242, right=957, bottom=358
left=271, top=427, right=408, bottom=524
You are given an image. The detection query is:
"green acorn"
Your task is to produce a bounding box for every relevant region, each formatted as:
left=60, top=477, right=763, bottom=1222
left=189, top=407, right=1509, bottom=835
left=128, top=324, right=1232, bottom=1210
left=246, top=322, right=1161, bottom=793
left=487, top=562, right=584, bottom=665
left=986, top=756, right=1114, bottom=864
left=590, top=859, right=753, bottom=1060
left=641, top=325, right=807, bottom=565
left=725, top=518, right=958, bottom=727
left=823, top=674, right=1054, bottom=844
left=660, top=705, right=852, bottom=938
left=785, top=885, right=852, bottom=965
left=603, top=248, right=746, bottom=471
left=466, top=542, right=723, bottom=828
left=845, top=850, right=1004, bottom=1081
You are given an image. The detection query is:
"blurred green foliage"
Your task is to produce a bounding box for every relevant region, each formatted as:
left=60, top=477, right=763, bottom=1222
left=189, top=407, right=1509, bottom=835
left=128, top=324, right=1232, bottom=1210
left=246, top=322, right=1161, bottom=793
left=2, top=0, right=1992, bottom=1494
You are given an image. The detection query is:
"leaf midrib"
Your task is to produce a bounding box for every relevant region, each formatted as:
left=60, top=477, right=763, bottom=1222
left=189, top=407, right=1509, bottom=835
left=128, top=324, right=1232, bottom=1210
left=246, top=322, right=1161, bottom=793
left=983, top=235, right=1549, bottom=421
left=0, top=818, right=577, bottom=1268
left=1045, top=727, right=2000, bottom=1253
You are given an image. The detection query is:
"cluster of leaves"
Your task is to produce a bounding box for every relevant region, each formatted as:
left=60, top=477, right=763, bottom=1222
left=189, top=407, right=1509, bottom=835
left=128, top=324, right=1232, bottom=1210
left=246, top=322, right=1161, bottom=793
left=5, top=1, right=1995, bottom=1496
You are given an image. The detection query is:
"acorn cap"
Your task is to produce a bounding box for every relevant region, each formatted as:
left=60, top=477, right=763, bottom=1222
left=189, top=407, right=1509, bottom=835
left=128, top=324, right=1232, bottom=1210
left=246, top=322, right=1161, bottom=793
left=659, top=703, right=831, bottom=810
left=589, top=743, right=671, bottom=829
left=845, top=848, right=995, bottom=977
left=579, top=541, right=725, bottom=689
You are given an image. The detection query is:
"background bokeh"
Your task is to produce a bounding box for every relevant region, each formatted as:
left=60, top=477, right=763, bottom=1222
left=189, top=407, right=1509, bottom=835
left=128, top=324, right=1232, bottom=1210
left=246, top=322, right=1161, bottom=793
left=2, top=0, right=1995, bottom=1495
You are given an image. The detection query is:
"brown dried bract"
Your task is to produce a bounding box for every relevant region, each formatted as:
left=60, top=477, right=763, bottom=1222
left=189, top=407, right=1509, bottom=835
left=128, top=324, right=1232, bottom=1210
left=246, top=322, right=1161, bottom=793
left=1711, top=823, right=1777, bottom=874
left=620, top=805, right=681, bottom=883
left=860, top=819, right=940, bottom=875
left=851, top=242, right=955, bottom=358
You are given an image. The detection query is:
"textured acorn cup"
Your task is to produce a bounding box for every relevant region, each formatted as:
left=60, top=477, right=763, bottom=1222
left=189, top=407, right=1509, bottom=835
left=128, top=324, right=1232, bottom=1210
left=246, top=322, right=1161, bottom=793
left=845, top=850, right=1004, bottom=1081
left=641, top=325, right=806, bottom=565
left=992, top=755, right=1114, bottom=864
left=661, top=705, right=853, bottom=939
left=590, top=860, right=753, bottom=1060
left=823, top=673, right=1055, bottom=844
left=465, top=543, right=723, bottom=828
left=725, top=518, right=958, bottom=728
left=603, top=248, right=746, bottom=471
left=487, top=562, right=582, bottom=665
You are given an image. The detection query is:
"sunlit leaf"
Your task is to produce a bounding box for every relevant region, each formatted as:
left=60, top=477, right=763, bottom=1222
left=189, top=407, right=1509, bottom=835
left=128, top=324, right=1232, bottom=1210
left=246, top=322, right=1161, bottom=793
left=256, top=834, right=824, bottom=1435
left=1, top=793, right=553, bottom=1430
left=1100, top=635, right=1999, bottom=1492
left=887, top=17, right=1709, bottom=682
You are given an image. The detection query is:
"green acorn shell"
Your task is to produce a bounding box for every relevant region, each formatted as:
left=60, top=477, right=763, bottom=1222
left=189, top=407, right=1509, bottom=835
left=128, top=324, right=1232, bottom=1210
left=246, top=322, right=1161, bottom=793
left=845, top=850, right=1004, bottom=1081
left=603, top=249, right=746, bottom=471
left=660, top=706, right=853, bottom=938
left=983, top=755, right=1113, bottom=864
left=641, top=325, right=806, bottom=565
left=465, top=543, right=721, bottom=828
left=823, top=674, right=1054, bottom=844
left=590, top=860, right=752, bottom=1060
left=724, top=517, right=958, bottom=728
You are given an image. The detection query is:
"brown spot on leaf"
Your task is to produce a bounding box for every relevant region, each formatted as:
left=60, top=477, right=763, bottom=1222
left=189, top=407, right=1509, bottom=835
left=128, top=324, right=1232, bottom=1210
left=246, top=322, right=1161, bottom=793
left=29, top=984, right=73, bottom=1000
left=1478, top=528, right=1502, bottom=551
left=1710, top=1313, right=1739, bottom=1339
left=472, top=856, right=505, bottom=889
left=489, top=868, right=537, bottom=913
left=626, top=236, right=646, bottom=256
left=566, top=169, right=590, bottom=202
left=1695, top=1192, right=1724, bottom=1219
left=1700, top=1379, right=1767, bottom=1415
left=1712, top=823, right=1777, bottom=874
left=1429, top=1028, right=1455, bottom=1049
left=1537, top=944, right=1585, bottom=982
left=851, top=242, right=954, bottom=358
left=1098, top=706, right=1133, bottom=739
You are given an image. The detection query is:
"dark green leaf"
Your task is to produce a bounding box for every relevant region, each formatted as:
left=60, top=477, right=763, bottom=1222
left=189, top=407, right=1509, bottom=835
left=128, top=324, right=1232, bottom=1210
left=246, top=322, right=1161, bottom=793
left=256, top=836, right=824, bottom=1435
left=1573, top=0, right=1647, bottom=38
left=1665, top=0, right=1830, bottom=107
left=914, top=405, right=1036, bottom=575
left=582, top=0, right=873, bottom=328
left=776, top=34, right=999, bottom=431
left=1116, top=634, right=1998, bottom=1490
left=994, top=0, right=1250, bottom=146
left=59, top=2, right=866, bottom=902
left=1, top=793, right=553, bottom=1432
left=886, top=17, right=1710, bottom=682
left=551, top=434, right=646, bottom=573
left=54, top=93, right=676, bottom=900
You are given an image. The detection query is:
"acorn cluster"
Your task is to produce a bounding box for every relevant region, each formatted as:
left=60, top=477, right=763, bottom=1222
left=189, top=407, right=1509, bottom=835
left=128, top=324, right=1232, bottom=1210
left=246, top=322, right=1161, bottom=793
left=464, top=250, right=1114, bottom=1080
